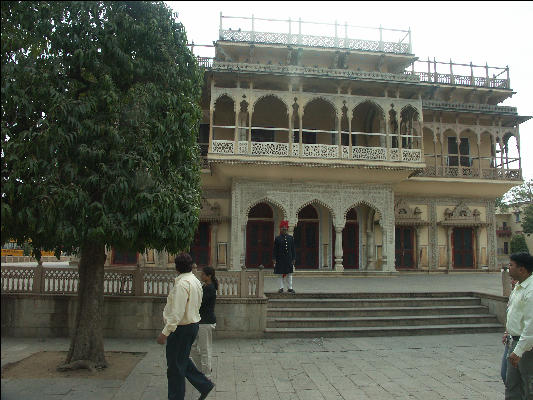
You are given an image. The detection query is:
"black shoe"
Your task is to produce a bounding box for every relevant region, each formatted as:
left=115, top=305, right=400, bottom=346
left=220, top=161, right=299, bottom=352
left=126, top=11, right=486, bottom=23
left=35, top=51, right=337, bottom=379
left=278, top=288, right=284, bottom=293
left=288, top=288, right=295, bottom=294
left=198, top=381, right=215, bottom=399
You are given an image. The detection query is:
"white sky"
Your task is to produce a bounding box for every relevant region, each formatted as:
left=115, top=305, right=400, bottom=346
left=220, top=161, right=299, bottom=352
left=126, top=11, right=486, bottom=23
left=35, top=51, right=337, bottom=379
left=167, top=1, right=533, bottom=181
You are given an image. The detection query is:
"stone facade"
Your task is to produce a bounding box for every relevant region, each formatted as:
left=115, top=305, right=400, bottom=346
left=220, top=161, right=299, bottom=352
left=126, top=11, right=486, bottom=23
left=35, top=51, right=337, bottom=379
left=105, top=15, right=529, bottom=274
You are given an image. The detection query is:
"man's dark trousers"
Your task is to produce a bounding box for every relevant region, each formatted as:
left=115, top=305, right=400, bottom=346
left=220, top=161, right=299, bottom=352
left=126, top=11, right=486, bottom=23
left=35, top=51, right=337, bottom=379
left=166, top=323, right=212, bottom=400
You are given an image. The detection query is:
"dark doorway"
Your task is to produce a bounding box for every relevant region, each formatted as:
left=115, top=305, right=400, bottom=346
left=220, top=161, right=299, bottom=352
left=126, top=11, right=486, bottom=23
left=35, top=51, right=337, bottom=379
left=294, top=205, right=319, bottom=269
left=246, top=203, right=274, bottom=268
left=395, top=226, right=415, bottom=268
left=452, top=227, right=474, bottom=268
left=190, top=222, right=210, bottom=267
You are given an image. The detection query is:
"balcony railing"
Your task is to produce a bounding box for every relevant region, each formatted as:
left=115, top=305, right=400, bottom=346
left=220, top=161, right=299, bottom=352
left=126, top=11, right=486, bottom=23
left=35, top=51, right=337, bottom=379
left=219, top=14, right=411, bottom=54
left=210, top=140, right=423, bottom=163
left=1, top=265, right=265, bottom=298
left=418, top=166, right=522, bottom=181
left=405, top=59, right=510, bottom=89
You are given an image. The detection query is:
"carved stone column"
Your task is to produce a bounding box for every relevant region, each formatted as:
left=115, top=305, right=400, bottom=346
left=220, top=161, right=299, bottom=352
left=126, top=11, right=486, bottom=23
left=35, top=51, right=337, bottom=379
left=475, top=226, right=481, bottom=269
left=366, top=211, right=376, bottom=270
left=298, top=112, right=303, bottom=157
left=240, top=224, right=246, bottom=269
left=208, top=108, right=214, bottom=153
left=334, top=226, right=344, bottom=271
left=446, top=226, right=453, bottom=270
left=415, top=226, right=421, bottom=269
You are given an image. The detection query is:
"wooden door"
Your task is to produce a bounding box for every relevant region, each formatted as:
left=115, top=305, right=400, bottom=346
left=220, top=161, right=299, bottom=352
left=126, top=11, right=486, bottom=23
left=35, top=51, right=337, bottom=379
left=395, top=226, right=415, bottom=268
left=190, top=222, right=210, bottom=267
left=246, top=220, right=274, bottom=268
left=452, top=227, right=474, bottom=268
left=294, top=221, right=319, bottom=269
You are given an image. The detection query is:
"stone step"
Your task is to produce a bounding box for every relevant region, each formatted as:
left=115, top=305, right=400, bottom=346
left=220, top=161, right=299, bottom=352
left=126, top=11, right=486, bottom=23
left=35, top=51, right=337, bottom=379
left=267, top=297, right=481, bottom=308
left=267, top=314, right=498, bottom=328
left=266, top=291, right=474, bottom=299
left=264, top=323, right=504, bottom=338
left=267, top=305, right=490, bottom=318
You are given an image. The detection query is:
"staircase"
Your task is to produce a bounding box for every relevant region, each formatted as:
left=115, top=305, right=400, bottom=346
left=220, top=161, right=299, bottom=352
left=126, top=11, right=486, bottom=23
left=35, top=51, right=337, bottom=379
left=265, top=292, right=503, bottom=338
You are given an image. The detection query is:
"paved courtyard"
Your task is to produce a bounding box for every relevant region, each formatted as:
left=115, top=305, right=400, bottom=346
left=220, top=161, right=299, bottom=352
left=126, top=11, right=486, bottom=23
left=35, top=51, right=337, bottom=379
left=2, top=332, right=507, bottom=400
left=265, top=271, right=504, bottom=296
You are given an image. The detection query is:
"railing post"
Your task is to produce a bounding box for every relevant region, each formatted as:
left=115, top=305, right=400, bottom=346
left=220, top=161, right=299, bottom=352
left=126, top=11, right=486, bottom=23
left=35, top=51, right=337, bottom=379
left=506, top=65, right=510, bottom=89
left=408, top=28, right=412, bottom=53
left=134, top=265, right=144, bottom=296
left=379, top=25, right=383, bottom=51
left=219, top=12, right=223, bottom=39
left=239, top=269, right=248, bottom=297
left=470, top=62, right=474, bottom=86
left=288, top=17, right=291, bottom=44
left=251, top=14, right=255, bottom=42
left=334, top=20, right=338, bottom=47
left=485, top=62, right=489, bottom=87
left=33, top=263, right=44, bottom=293
left=257, top=268, right=265, bottom=298
left=449, top=59, right=454, bottom=85
left=298, top=17, right=302, bottom=45
left=433, top=57, right=437, bottom=83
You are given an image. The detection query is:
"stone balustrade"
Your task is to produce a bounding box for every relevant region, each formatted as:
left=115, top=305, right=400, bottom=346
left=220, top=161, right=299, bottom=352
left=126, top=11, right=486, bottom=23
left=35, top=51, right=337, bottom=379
left=1, top=265, right=265, bottom=298
left=418, top=166, right=522, bottom=181
left=211, top=140, right=423, bottom=163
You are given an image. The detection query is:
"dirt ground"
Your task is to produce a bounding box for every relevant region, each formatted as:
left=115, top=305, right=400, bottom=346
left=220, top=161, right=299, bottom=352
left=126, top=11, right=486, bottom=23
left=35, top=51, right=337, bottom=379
left=1, top=351, right=146, bottom=380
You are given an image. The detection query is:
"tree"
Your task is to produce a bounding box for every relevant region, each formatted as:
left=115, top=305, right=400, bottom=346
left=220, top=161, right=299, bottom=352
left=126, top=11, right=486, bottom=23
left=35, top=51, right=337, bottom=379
left=522, top=204, right=533, bottom=234
left=2, top=1, right=203, bottom=369
left=507, top=178, right=533, bottom=205
left=510, top=234, right=529, bottom=254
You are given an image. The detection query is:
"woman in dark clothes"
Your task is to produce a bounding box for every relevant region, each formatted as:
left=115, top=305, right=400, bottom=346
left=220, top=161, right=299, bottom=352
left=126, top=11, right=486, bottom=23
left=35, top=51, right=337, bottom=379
left=193, top=266, right=218, bottom=379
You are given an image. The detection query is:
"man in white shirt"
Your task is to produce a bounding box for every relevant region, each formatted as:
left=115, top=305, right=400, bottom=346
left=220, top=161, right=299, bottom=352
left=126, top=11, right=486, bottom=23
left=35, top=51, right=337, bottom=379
left=505, top=252, right=533, bottom=400
left=156, top=253, right=215, bottom=400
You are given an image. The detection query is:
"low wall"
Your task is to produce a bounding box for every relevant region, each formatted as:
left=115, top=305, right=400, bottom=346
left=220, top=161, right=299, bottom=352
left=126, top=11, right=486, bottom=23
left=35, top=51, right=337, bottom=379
left=471, top=292, right=508, bottom=325
left=1, top=294, right=268, bottom=339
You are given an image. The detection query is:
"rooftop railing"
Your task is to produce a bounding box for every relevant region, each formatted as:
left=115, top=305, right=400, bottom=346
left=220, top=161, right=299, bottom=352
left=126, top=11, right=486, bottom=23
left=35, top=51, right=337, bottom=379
left=405, top=58, right=510, bottom=89
left=218, top=13, right=412, bottom=54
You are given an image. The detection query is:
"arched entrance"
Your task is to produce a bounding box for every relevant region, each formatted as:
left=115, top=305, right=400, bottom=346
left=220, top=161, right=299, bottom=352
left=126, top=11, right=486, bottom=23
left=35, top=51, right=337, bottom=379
left=332, top=208, right=359, bottom=269
left=246, top=203, right=274, bottom=268
left=294, top=204, right=319, bottom=269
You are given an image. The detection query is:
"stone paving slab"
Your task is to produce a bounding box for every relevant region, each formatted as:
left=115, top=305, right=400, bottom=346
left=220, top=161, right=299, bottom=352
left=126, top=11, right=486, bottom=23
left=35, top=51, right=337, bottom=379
left=1, top=333, right=507, bottom=400
left=265, top=272, right=504, bottom=296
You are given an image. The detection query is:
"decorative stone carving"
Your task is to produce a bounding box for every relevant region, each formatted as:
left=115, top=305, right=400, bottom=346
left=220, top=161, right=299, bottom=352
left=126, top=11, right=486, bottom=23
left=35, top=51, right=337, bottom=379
left=230, top=179, right=395, bottom=271
left=394, top=199, right=426, bottom=226
left=440, top=201, right=485, bottom=227
left=200, top=198, right=227, bottom=222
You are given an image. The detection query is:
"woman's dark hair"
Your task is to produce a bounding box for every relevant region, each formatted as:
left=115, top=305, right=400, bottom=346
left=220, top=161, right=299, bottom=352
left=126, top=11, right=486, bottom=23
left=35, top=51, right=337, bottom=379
left=202, top=266, right=219, bottom=290
left=510, top=252, right=533, bottom=273
left=175, top=252, right=193, bottom=273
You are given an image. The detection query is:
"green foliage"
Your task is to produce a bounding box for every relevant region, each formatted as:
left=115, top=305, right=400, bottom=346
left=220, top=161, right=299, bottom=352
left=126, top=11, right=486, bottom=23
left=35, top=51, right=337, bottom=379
left=510, top=234, right=529, bottom=254
left=507, top=179, right=533, bottom=205
left=522, top=204, right=533, bottom=234
left=2, top=1, right=204, bottom=258
left=496, top=196, right=510, bottom=212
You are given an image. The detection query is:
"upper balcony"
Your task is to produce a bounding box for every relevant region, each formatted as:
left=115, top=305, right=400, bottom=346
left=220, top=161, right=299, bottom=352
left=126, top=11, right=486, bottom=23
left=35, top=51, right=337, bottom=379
left=217, top=14, right=412, bottom=55
left=404, top=59, right=511, bottom=91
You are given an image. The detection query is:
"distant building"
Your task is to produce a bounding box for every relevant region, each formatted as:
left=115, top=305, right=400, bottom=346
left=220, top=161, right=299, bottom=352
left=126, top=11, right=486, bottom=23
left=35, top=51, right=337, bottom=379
left=107, top=14, right=531, bottom=272
left=495, top=203, right=533, bottom=268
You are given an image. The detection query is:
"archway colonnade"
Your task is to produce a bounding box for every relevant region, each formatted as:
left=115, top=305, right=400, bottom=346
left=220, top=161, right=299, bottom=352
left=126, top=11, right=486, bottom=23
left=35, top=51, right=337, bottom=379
left=230, top=179, right=395, bottom=272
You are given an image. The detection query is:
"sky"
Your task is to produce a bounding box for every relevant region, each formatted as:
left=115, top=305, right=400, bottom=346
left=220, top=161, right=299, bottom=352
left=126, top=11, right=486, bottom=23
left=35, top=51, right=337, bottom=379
left=167, top=1, right=533, bottom=181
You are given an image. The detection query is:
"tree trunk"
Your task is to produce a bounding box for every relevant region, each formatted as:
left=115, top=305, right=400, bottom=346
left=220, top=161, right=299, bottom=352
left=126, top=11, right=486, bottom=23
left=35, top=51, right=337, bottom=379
left=63, top=241, right=108, bottom=369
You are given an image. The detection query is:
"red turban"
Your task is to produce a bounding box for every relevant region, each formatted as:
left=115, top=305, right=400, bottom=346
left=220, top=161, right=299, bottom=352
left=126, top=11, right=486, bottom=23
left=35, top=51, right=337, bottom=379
left=279, top=220, right=289, bottom=229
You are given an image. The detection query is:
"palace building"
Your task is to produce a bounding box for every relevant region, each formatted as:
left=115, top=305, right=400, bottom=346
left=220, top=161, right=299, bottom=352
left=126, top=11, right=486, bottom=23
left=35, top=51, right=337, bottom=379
left=108, top=14, right=530, bottom=272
